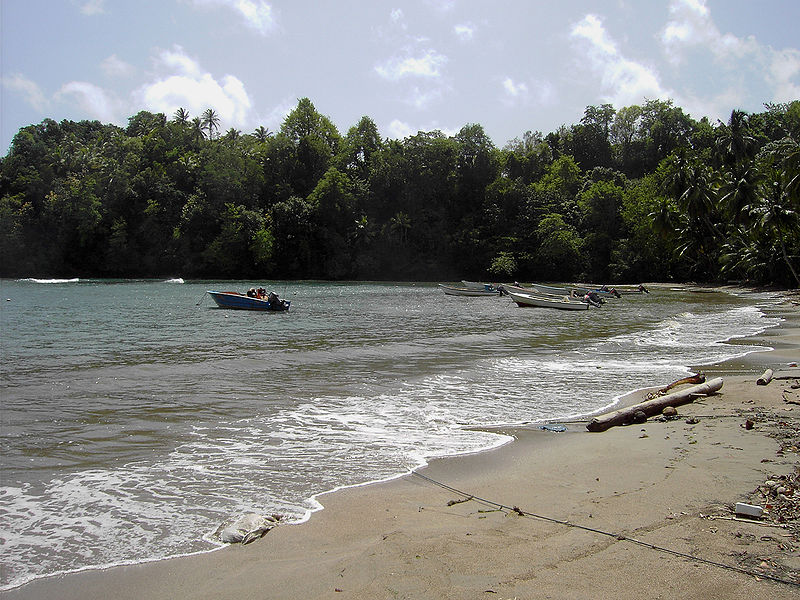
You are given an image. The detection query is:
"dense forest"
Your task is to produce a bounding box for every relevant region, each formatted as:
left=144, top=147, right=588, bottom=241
left=1, top=98, right=798, bottom=286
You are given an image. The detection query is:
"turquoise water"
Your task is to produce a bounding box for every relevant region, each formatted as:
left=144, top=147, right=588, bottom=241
left=0, top=279, right=782, bottom=589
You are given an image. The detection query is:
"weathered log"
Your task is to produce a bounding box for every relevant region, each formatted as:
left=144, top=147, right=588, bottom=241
left=587, top=377, right=724, bottom=432
left=756, top=368, right=774, bottom=386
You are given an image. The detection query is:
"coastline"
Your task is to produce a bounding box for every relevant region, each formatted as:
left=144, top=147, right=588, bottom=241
left=3, top=290, right=798, bottom=599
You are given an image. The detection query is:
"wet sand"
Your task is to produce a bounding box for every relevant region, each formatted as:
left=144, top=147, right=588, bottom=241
left=3, top=293, right=799, bottom=599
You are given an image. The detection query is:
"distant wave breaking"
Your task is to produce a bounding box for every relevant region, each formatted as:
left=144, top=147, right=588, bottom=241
left=18, top=278, right=80, bottom=284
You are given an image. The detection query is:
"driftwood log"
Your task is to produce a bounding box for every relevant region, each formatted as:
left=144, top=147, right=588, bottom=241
left=587, top=377, right=724, bottom=432
left=645, top=373, right=705, bottom=399
left=756, top=368, right=774, bottom=386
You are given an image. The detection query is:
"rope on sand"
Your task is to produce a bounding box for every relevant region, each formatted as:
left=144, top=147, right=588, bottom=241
left=410, top=471, right=800, bottom=589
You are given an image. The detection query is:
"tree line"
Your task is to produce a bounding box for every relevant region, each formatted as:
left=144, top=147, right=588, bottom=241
left=1, top=98, right=798, bottom=286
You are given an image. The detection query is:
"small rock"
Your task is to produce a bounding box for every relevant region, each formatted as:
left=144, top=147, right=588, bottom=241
left=745, top=419, right=754, bottom=430
left=633, top=410, right=647, bottom=424
left=662, top=406, right=678, bottom=417
left=686, top=417, right=700, bottom=425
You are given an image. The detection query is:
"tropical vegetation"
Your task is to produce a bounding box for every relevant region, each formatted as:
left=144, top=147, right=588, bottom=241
left=1, top=98, right=798, bottom=286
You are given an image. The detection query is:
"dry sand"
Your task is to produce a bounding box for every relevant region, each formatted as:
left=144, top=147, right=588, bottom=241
left=3, top=294, right=799, bottom=600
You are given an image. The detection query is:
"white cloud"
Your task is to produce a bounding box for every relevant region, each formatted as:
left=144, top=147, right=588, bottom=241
left=190, top=0, right=275, bottom=35
left=2, top=73, right=48, bottom=111
left=454, top=23, right=475, bottom=41
left=661, top=0, right=758, bottom=63
left=571, top=14, right=670, bottom=107
left=659, top=0, right=800, bottom=108
left=375, top=50, right=448, bottom=81
left=55, top=81, right=120, bottom=123
left=387, top=119, right=414, bottom=139
left=503, top=77, right=528, bottom=98
left=768, top=48, right=800, bottom=102
left=572, top=14, right=617, bottom=56
left=101, top=55, right=135, bottom=78
left=159, top=46, right=203, bottom=78
left=80, top=0, right=106, bottom=16
left=136, top=46, right=253, bottom=128
left=384, top=118, right=458, bottom=140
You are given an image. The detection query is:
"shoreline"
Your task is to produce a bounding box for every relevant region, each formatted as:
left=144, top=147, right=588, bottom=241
left=3, top=290, right=798, bottom=598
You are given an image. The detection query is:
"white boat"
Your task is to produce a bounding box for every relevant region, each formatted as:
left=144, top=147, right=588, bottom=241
left=461, top=280, right=497, bottom=291
left=504, top=283, right=581, bottom=298
left=439, top=283, right=500, bottom=296
left=508, top=290, right=589, bottom=310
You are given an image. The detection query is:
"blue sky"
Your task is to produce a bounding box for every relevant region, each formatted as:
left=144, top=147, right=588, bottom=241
left=2, top=0, right=799, bottom=154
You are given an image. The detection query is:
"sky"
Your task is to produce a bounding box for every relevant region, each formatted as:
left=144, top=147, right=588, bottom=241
left=2, top=0, right=799, bottom=155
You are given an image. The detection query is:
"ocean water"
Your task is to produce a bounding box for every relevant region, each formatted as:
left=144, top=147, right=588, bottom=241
left=0, top=279, right=782, bottom=590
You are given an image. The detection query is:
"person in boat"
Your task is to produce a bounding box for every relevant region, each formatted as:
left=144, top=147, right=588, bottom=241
left=247, top=287, right=257, bottom=298
left=257, top=287, right=266, bottom=299
left=583, top=291, right=603, bottom=307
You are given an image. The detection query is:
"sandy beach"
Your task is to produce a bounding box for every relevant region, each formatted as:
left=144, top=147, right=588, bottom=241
left=3, top=292, right=799, bottom=599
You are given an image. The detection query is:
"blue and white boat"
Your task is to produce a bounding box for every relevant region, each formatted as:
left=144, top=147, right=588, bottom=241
left=206, top=290, right=290, bottom=311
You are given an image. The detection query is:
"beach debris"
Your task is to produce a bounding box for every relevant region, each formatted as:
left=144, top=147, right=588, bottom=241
left=783, top=390, right=800, bottom=406
left=540, top=424, right=567, bottom=432
left=745, top=419, right=754, bottom=430
left=757, top=369, right=774, bottom=386
left=735, top=502, right=764, bottom=519
left=214, top=512, right=282, bottom=544
left=447, top=496, right=473, bottom=506
left=587, top=378, right=723, bottom=432
left=686, top=417, right=700, bottom=424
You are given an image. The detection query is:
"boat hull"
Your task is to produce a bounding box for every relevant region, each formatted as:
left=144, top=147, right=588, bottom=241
left=438, top=284, right=499, bottom=296
left=207, top=291, right=290, bottom=311
left=507, top=290, right=589, bottom=310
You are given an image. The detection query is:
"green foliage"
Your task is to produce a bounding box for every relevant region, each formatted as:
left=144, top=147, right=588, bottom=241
left=533, top=214, right=584, bottom=280
left=1, top=100, right=799, bottom=286
left=488, top=251, right=517, bottom=278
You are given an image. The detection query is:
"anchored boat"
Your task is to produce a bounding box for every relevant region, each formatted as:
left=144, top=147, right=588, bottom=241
left=206, top=290, right=291, bottom=311
left=507, top=290, right=590, bottom=311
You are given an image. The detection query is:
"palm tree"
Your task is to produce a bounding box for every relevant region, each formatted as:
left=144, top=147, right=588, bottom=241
left=190, top=117, right=204, bottom=142
left=389, top=212, right=411, bottom=245
left=223, top=128, right=241, bottom=142
left=253, top=126, right=272, bottom=142
left=718, top=164, right=758, bottom=225
left=201, top=108, right=220, bottom=140
left=752, top=169, right=800, bottom=287
left=716, top=110, right=756, bottom=167
left=172, top=107, right=191, bottom=126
